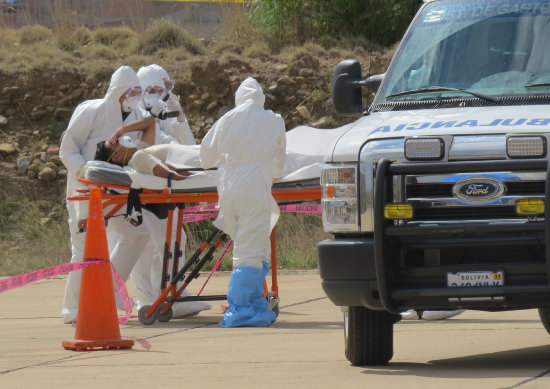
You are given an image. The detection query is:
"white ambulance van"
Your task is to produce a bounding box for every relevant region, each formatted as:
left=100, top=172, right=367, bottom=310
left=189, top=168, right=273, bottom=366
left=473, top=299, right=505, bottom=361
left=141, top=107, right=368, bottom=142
left=318, top=0, right=550, bottom=365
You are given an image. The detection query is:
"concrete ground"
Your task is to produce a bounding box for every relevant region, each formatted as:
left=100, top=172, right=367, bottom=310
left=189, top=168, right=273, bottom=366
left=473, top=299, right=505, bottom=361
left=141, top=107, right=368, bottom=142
left=1, top=270, right=550, bottom=389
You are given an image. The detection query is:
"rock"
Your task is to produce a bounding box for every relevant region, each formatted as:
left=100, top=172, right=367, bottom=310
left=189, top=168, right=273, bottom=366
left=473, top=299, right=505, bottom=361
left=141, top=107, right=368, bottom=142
left=206, top=101, right=218, bottom=112
left=192, top=100, right=204, bottom=108
left=27, top=170, right=37, bottom=179
left=205, top=117, right=214, bottom=125
left=0, top=115, right=7, bottom=126
left=201, top=92, right=210, bottom=100
left=57, top=168, right=68, bottom=178
left=44, top=161, right=58, bottom=171
left=296, top=105, right=311, bottom=121
left=54, top=108, right=72, bottom=118
left=0, top=143, right=16, bottom=157
left=41, top=144, right=48, bottom=152
left=49, top=155, right=63, bottom=166
left=299, top=68, right=315, bottom=78
left=312, top=116, right=332, bottom=128
left=46, top=146, right=60, bottom=155
left=31, top=110, right=48, bottom=120
left=16, top=155, right=33, bottom=173
left=0, top=162, right=17, bottom=170
left=32, top=130, right=40, bottom=137
left=28, top=163, right=40, bottom=172
left=284, top=96, right=296, bottom=105
left=38, top=166, right=57, bottom=181
left=277, top=76, right=296, bottom=88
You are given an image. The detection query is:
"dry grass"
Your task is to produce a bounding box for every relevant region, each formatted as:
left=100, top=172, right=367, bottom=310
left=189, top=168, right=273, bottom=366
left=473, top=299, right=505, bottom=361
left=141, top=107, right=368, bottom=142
left=0, top=196, right=71, bottom=276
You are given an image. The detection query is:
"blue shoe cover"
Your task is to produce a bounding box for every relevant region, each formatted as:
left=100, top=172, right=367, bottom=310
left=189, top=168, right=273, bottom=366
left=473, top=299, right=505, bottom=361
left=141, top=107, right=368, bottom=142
left=220, top=262, right=276, bottom=327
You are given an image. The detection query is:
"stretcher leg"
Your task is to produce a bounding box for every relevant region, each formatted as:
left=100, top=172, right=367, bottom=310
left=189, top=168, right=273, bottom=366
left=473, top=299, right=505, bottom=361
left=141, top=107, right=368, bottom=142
left=138, top=228, right=227, bottom=325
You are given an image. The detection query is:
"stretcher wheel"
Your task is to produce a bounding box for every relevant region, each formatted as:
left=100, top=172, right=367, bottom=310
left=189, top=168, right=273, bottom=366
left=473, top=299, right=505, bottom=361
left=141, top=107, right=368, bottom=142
left=272, top=302, right=280, bottom=317
left=138, top=305, right=157, bottom=325
left=156, top=303, right=173, bottom=322
left=268, top=296, right=280, bottom=317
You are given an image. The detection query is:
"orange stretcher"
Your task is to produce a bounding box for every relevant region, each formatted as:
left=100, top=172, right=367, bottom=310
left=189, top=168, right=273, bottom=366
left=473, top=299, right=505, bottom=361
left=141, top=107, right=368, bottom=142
left=69, top=176, right=322, bottom=325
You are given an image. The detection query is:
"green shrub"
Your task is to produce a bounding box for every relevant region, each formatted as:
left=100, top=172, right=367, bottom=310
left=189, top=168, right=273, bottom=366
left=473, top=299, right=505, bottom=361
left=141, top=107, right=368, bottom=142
left=251, top=0, right=423, bottom=47
left=242, top=41, right=272, bottom=59
left=0, top=197, right=70, bottom=276
left=18, top=25, right=53, bottom=44
left=74, top=26, right=93, bottom=46
left=0, top=27, right=18, bottom=46
left=139, top=19, right=205, bottom=55
left=57, top=36, right=79, bottom=52
left=83, top=44, right=118, bottom=61
left=94, top=26, right=137, bottom=50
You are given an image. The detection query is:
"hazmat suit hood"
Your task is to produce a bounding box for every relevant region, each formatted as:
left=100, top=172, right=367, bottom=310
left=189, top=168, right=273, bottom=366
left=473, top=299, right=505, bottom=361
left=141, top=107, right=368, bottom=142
left=105, top=65, right=142, bottom=104
left=136, top=64, right=168, bottom=93
left=235, top=77, right=265, bottom=108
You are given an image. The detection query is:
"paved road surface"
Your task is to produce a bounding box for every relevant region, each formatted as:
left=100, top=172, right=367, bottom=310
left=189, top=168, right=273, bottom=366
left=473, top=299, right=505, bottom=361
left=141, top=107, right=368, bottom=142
left=1, top=271, right=549, bottom=388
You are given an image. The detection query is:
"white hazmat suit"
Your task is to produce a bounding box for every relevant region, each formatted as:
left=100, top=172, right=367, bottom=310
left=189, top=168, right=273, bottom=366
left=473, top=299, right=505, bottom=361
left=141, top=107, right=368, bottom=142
left=200, top=77, right=286, bottom=327
left=130, top=64, right=210, bottom=317
left=59, top=66, right=152, bottom=324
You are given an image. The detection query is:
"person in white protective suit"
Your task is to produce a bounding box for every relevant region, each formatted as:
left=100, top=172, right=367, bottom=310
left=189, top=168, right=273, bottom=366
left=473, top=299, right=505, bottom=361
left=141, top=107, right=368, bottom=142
left=59, top=66, right=152, bottom=324
left=200, top=77, right=286, bottom=327
left=130, top=64, right=211, bottom=318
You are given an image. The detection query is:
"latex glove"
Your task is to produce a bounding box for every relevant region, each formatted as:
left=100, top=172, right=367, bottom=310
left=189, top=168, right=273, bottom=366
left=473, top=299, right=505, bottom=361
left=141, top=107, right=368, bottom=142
left=148, top=104, right=163, bottom=118
left=166, top=95, right=186, bottom=122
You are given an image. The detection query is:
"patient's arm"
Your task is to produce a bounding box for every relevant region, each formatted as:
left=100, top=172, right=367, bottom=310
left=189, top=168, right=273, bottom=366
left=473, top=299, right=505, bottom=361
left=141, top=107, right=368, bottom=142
left=152, top=164, right=190, bottom=181
left=109, top=117, right=156, bottom=146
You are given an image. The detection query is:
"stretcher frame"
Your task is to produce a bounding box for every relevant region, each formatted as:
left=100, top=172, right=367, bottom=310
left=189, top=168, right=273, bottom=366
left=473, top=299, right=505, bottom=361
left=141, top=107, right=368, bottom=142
left=69, top=176, right=322, bottom=325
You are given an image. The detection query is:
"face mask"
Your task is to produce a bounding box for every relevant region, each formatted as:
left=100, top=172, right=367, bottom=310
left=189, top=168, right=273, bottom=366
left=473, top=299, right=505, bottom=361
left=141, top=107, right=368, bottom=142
left=143, top=93, right=161, bottom=109
left=121, top=96, right=141, bottom=113
left=118, top=135, right=136, bottom=148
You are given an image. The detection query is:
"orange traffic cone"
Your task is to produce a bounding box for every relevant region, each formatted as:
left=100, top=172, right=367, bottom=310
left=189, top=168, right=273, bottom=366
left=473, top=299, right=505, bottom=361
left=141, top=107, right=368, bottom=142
left=62, top=187, right=134, bottom=351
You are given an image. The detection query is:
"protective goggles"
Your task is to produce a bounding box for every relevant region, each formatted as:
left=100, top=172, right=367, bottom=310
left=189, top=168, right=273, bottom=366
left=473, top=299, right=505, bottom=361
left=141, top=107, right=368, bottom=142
left=123, top=86, right=143, bottom=98
left=163, top=78, right=175, bottom=91
left=145, top=85, right=167, bottom=97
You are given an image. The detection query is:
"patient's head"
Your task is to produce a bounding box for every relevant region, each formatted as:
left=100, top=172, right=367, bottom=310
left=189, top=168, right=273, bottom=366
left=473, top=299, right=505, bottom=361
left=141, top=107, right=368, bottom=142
left=95, top=138, right=136, bottom=167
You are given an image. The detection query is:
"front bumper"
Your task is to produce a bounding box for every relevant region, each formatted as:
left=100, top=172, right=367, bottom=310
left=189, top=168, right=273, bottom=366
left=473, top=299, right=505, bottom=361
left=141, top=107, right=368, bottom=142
left=319, top=158, right=550, bottom=313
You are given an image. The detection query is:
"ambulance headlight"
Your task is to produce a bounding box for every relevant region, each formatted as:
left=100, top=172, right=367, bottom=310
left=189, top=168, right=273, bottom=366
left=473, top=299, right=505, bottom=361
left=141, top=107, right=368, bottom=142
left=321, top=164, right=359, bottom=232
left=507, top=136, right=546, bottom=158
left=405, top=138, right=444, bottom=160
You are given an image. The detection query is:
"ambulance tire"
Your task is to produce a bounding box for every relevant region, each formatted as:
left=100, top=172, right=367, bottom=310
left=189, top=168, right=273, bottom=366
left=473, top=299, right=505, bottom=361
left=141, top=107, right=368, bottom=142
left=344, top=306, right=398, bottom=366
left=538, top=307, right=550, bottom=335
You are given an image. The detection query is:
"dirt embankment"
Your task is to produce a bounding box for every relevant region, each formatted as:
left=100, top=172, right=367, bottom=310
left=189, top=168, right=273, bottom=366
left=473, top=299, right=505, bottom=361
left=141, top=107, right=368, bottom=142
left=0, top=51, right=390, bottom=203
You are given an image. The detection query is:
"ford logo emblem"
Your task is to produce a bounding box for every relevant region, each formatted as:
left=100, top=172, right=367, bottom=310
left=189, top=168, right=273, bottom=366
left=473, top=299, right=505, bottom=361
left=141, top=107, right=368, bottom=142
left=452, top=177, right=506, bottom=203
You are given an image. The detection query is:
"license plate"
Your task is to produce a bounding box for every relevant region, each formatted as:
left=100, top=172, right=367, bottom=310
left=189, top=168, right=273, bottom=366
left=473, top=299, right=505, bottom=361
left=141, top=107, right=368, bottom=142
left=446, top=271, right=504, bottom=287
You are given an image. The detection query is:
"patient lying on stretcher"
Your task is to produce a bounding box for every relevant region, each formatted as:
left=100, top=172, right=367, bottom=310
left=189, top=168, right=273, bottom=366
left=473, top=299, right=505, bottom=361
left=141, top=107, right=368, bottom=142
left=94, top=117, right=189, bottom=181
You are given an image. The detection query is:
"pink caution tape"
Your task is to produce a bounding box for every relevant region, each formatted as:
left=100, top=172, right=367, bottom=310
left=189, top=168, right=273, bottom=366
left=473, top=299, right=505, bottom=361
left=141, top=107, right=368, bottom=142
left=182, top=213, right=218, bottom=224
left=0, top=260, right=104, bottom=294
left=197, top=239, right=233, bottom=296
left=111, top=264, right=133, bottom=325
left=279, top=203, right=322, bottom=214
left=183, top=203, right=219, bottom=213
